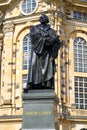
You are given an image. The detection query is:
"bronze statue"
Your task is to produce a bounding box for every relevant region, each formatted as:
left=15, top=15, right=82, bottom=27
left=24, top=14, right=60, bottom=91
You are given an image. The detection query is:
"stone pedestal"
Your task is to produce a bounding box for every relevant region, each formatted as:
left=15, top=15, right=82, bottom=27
left=22, top=89, right=59, bottom=130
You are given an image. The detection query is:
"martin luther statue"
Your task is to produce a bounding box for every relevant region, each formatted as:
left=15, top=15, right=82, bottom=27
left=24, top=14, right=60, bottom=91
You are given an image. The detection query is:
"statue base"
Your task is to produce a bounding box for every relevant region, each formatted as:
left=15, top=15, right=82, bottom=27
left=22, top=89, right=59, bottom=130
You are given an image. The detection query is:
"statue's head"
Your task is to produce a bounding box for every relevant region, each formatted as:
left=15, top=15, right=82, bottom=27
left=39, top=14, right=49, bottom=24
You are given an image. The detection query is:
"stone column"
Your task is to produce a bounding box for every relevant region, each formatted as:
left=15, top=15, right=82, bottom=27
left=56, top=6, right=67, bottom=118
left=2, top=22, right=15, bottom=108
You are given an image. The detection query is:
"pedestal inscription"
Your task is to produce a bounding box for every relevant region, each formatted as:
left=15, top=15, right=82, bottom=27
left=22, top=90, right=59, bottom=130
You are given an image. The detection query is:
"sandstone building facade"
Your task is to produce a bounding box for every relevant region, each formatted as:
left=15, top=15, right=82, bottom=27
left=0, top=0, right=87, bottom=130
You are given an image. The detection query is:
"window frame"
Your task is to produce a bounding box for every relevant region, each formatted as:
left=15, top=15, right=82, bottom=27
left=20, top=0, right=38, bottom=15
left=74, top=37, right=87, bottom=73
left=68, top=32, right=87, bottom=110
left=75, top=76, right=87, bottom=109
left=73, top=11, right=87, bottom=21
left=23, top=33, right=32, bottom=70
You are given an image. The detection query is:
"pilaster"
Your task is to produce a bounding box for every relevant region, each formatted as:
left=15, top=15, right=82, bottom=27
left=0, top=33, right=3, bottom=105
left=1, top=21, right=15, bottom=114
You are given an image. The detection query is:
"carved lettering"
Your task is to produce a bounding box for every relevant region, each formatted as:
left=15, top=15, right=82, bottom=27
left=26, top=111, right=51, bottom=116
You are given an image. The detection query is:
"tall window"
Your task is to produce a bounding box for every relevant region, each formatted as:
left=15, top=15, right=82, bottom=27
left=22, top=33, right=32, bottom=88
left=23, top=33, right=32, bottom=70
left=21, top=0, right=37, bottom=15
left=75, top=76, right=87, bottom=109
left=74, top=37, right=87, bottom=109
left=74, top=37, right=87, bottom=72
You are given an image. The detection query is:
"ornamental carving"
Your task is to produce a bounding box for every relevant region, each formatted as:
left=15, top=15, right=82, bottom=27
left=49, top=15, right=55, bottom=25
left=3, top=22, right=14, bottom=33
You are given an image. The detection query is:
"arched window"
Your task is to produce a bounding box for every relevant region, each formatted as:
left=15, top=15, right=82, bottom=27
left=23, top=33, right=32, bottom=70
left=74, top=37, right=87, bottom=109
left=74, top=37, right=87, bottom=72
left=21, top=0, right=37, bottom=15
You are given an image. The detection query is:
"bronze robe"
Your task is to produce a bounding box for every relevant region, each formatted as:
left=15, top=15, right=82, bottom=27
left=27, top=24, right=60, bottom=89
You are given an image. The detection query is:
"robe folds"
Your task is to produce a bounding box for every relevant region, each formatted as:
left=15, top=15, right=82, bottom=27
left=27, top=24, right=60, bottom=89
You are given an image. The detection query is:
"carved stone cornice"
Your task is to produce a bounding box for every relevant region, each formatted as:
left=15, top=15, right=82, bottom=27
left=0, top=0, right=12, bottom=6
left=3, top=22, right=14, bottom=33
